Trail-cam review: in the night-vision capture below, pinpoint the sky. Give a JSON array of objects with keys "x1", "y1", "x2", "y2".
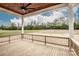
[
  {"x1": 0, "y1": 6, "x2": 79, "y2": 26},
  {"x1": 0, "y1": 12, "x2": 19, "y2": 26}
]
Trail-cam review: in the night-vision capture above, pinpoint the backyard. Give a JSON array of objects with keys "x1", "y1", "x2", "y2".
[
  {"x1": 0, "y1": 30, "x2": 40, "y2": 37},
  {"x1": 0, "y1": 30, "x2": 79, "y2": 38}
]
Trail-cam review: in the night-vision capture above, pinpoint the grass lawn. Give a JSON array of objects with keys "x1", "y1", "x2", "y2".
[
  {"x1": 0, "y1": 30, "x2": 40, "y2": 37},
  {"x1": 0, "y1": 30, "x2": 79, "y2": 38}
]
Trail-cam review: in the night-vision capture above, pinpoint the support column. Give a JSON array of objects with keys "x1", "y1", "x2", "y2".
[
  {"x1": 68, "y1": 4, "x2": 75, "y2": 39},
  {"x1": 21, "y1": 15, "x2": 24, "y2": 40},
  {"x1": 67, "y1": 4, "x2": 75, "y2": 49}
]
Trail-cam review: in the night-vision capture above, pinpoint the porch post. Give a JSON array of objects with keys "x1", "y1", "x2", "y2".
[
  {"x1": 68, "y1": 3, "x2": 75, "y2": 39},
  {"x1": 21, "y1": 15, "x2": 24, "y2": 40},
  {"x1": 67, "y1": 4, "x2": 75, "y2": 49}
]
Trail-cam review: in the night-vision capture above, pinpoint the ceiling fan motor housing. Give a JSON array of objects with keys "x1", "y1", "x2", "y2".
[{"x1": 21, "y1": 6, "x2": 27, "y2": 10}]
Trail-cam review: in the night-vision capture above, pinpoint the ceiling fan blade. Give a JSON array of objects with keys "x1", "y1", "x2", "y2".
[
  {"x1": 26, "y1": 8, "x2": 35, "y2": 10},
  {"x1": 25, "y1": 3, "x2": 31, "y2": 7}
]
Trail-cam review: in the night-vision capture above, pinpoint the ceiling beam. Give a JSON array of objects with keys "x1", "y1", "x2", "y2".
[{"x1": 0, "y1": 7, "x2": 22, "y2": 17}]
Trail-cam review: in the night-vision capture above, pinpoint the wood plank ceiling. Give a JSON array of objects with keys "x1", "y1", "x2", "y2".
[{"x1": 0, "y1": 3, "x2": 61, "y2": 15}]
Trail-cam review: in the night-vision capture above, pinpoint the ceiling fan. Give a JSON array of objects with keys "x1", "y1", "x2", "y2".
[{"x1": 20, "y1": 3, "x2": 35, "y2": 13}]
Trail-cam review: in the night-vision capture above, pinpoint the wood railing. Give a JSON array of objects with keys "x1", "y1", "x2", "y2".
[
  {"x1": 23, "y1": 34, "x2": 79, "y2": 55},
  {"x1": 24, "y1": 34, "x2": 69, "y2": 47},
  {"x1": 0, "y1": 35, "x2": 21, "y2": 44},
  {"x1": 0, "y1": 33, "x2": 79, "y2": 55}
]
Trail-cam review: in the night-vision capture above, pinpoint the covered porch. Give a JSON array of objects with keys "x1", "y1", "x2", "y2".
[{"x1": 0, "y1": 3, "x2": 79, "y2": 56}]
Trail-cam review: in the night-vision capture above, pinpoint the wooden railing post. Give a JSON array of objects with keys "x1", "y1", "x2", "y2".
[
  {"x1": 9, "y1": 35, "x2": 11, "y2": 43},
  {"x1": 45, "y1": 36, "x2": 46, "y2": 46},
  {"x1": 32, "y1": 35, "x2": 33, "y2": 42},
  {"x1": 21, "y1": 34, "x2": 24, "y2": 40},
  {"x1": 68, "y1": 38, "x2": 72, "y2": 50}
]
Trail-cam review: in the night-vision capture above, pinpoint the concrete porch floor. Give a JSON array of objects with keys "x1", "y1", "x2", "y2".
[{"x1": 0, "y1": 40, "x2": 76, "y2": 56}]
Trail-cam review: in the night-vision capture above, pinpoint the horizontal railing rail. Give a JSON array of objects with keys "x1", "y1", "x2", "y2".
[{"x1": 25, "y1": 33, "x2": 69, "y2": 39}]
